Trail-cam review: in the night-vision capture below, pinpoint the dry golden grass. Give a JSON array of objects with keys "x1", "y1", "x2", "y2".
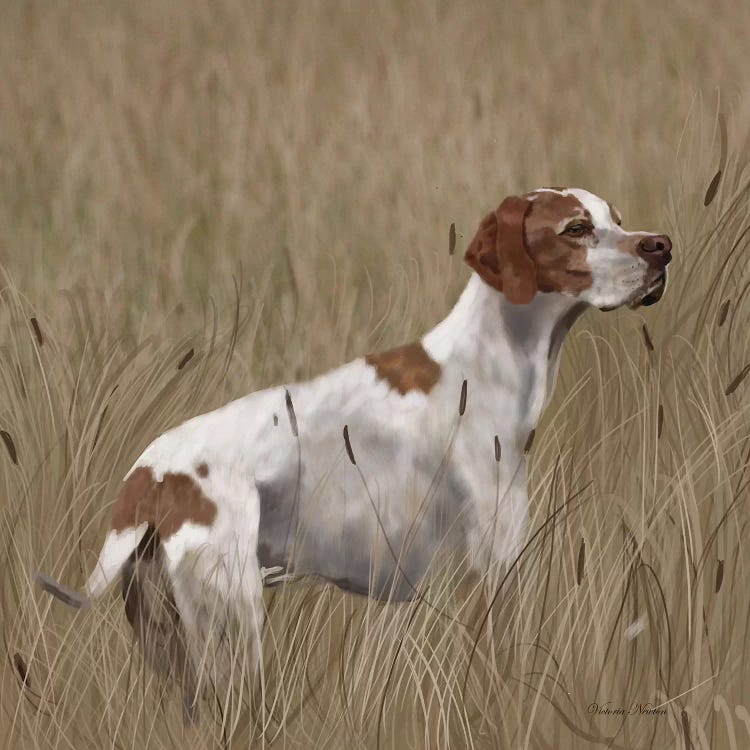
[{"x1": 2, "y1": 0, "x2": 750, "y2": 747}]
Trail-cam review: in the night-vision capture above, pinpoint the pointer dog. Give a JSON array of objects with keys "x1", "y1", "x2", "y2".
[{"x1": 38, "y1": 187, "x2": 672, "y2": 710}]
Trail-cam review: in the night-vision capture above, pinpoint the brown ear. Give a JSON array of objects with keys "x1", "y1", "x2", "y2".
[{"x1": 464, "y1": 195, "x2": 537, "y2": 304}]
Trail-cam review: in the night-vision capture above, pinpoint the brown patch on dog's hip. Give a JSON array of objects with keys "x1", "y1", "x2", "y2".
[{"x1": 110, "y1": 466, "x2": 218, "y2": 538}]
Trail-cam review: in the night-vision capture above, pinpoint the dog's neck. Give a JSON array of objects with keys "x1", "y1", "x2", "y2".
[{"x1": 423, "y1": 273, "x2": 588, "y2": 435}]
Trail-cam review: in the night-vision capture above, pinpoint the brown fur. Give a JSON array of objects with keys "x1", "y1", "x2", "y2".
[
  {"x1": 110, "y1": 466, "x2": 218, "y2": 537},
  {"x1": 196, "y1": 462, "x2": 209, "y2": 478},
  {"x1": 465, "y1": 191, "x2": 595, "y2": 301},
  {"x1": 464, "y1": 196, "x2": 537, "y2": 303},
  {"x1": 365, "y1": 343, "x2": 441, "y2": 395},
  {"x1": 524, "y1": 192, "x2": 594, "y2": 295},
  {"x1": 525, "y1": 191, "x2": 589, "y2": 226}
]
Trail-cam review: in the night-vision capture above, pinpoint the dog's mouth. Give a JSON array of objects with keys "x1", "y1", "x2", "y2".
[
  {"x1": 627, "y1": 269, "x2": 668, "y2": 309},
  {"x1": 597, "y1": 270, "x2": 669, "y2": 313},
  {"x1": 599, "y1": 268, "x2": 667, "y2": 312}
]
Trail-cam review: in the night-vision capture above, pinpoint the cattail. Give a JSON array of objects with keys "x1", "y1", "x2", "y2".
[
  {"x1": 1, "y1": 430, "x2": 17, "y2": 465},
  {"x1": 718, "y1": 299, "x2": 730, "y2": 326},
  {"x1": 657, "y1": 404, "x2": 664, "y2": 438},
  {"x1": 719, "y1": 112, "x2": 728, "y2": 172},
  {"x1": 725, "y1": 363, "x2": 750, "y2": 395},
  {"x1": 30, "y1": 317, "x2": 43, "y2": 346},
  {"x1": 703, "y1": 112, "x2": 726, "y2": 207},
  {"x1": 285, "y1": 389, "x2": 299, "y2": 437},
  {"x1": 641, "y1": 323, "x2": 654, "y2": 352},
  {"x1": 92, "y1": 385, "x2": 118, "y2": 452},
  {"x1": 524, "y1": 429, "x2": 535, "y2": 453},
  {"x1": 177, "y1": 348, "x2": 194, "y2": 370},
  {"x1": 494, "y1": 435, "x2": 501, "y2": 462},
  {"x1": 715, "y1": 559, "x2": 724, "y2": 592},
  {"x1": 13, "y1": 653, "x2": 29, "y2": 689},
  {"x1": 16, "y1": 364, "x2": 27, "y2": 400},
  {"x1": 92, "y1": 405, "x2": 109, "y2": 451},
  {"x1": 704, "y1": 170, "x2": 722, "y2": 206},
  {"x1": 283, "y1": 244, "x2": 300, "y2": 300},
  {"x1": 343, "y1": 425, "x2": 356, "y2": 465},
  {"x1": 681, "y1": 709, "x2": 693, "y2": 749},
  {"x1": 458, "y1": 379, "x2": 467, "y2": 416},
  {"x1": 576, "y1": 538, "x2": 586, "y2": 585},
  {"x1": 449, "y1": 223, "x2": 457, "y2": 255}
]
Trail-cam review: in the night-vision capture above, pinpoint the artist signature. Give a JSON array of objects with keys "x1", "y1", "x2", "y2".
[
  {"x1": 588, "y1": 701, "x2": 667, "y2": 717},
  {"x1": 586, "y1": 695, "x2": 750, "y2": 744}
]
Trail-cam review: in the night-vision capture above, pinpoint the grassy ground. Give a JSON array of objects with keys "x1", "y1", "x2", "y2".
[{"x1": 2, "y1": 0, "x2": 750, "y2": 747}]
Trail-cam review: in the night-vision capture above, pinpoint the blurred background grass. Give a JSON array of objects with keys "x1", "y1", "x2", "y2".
[{"x1": 2, "y1": 0, "x2": 750, "y2": 747}]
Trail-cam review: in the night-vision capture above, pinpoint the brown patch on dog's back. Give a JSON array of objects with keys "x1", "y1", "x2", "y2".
[
  {"x1": 366, "y1": 343, "x2": 441, "y2": 395},
  {"x1": 111, "y1": 466, "x2": 217, "y2": 538},
  {"x1": 196, "y1": 462, "x2": 209, "y2": 478}
]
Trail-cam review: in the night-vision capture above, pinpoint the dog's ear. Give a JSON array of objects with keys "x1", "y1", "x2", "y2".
[{"x1": 464, "y1": 195, "x2": 537, "y2": 304}]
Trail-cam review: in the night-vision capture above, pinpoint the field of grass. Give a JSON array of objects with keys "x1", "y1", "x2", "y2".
[{"x1": 2, "y1": 1, "x2": 750, "y2": 747}]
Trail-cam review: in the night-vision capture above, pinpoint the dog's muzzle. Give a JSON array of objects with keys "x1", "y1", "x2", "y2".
[
  {"x1": 637, "y1": 268, "x2": 668, "y2": 307},
  {"x1": 629, "y1": 233, "x2": 672, "y2": 308}
]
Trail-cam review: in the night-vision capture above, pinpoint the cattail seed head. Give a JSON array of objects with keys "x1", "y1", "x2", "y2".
[
  {"x1": 458, "y1": 379, "x2": 467, "y2": 416},
  {"x1": 30, "y1": 317, "x2": 43, "y2": 346},
  {"x1": 576, "y1": 538, "x2": 586, "y2": 585},
  {"x1": 725, "y1": 364, "x2": 750, "y2": 395},
  {"x1": 343, "y1": 425, "x2": 356, "y2": 465},
  {"x1": 641, "y1": 323, "x2": 654, "y2": 352},
  {"x1": 718, "y1": 299, "x2": 730, "y2": 326},
  {"x1": 177, "y1": 348, "x2": 194, "y2": 370},
  {"x1": 285, "y1": 389, "x2": 299, "y2": 437},
  {"x1": 1, "y1": 430, "x2": 18, "y2": 465}
]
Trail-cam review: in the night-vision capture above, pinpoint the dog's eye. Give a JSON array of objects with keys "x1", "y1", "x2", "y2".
[{"x1": 563, "y1": 223, "x2": 592, "y2": 236}]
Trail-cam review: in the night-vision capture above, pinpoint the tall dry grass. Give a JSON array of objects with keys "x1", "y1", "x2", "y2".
[{"x1": 2, "y1": 0, "x2": 750, "y2": 747}]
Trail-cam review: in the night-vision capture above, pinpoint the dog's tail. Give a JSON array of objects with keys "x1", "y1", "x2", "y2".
[
  {"x1": 34, "y1": 571, "x2": 92, "y2": 610},
  {"x1": 34, "y1": 463, "x2": 205, "y2": 722},
  {"x1": 35, "y1": 522, "x2": 149, "y2": 610},
  {"x1": 35, "y1": 466, "x2": 154, "y2": 609},
  {"x1": 35, "y1": 522, "x2": 200, "y2": 722}
]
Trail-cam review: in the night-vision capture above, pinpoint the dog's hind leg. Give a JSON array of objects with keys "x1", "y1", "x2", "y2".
[
  {"x1": 157, "y1": 517, "x2": 265, "y2": 730},
  {"x1": 193, "y1": 537, "x2": 265, "y2": 735},
  {"x1": 121, "y1": 525, "x2": 203, "y2": 723}
]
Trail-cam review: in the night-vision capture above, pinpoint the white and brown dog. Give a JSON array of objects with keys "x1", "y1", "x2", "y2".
[{"x1": 38, "y1": 187, "x2": 671, "y2": 705}]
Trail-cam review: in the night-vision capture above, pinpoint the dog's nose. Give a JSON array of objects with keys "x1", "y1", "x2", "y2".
[{"x1": 637, "y1": 234, "x2": 672, "y2": 268}]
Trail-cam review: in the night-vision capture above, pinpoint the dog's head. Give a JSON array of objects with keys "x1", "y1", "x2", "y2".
[{"x1": 465, "y1": 187, "x2": 671, "y2": 310}]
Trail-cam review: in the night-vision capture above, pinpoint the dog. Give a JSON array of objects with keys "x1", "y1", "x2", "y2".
[{"x1": 37, "y1": 187, "x2": 671, "y2": 715}]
